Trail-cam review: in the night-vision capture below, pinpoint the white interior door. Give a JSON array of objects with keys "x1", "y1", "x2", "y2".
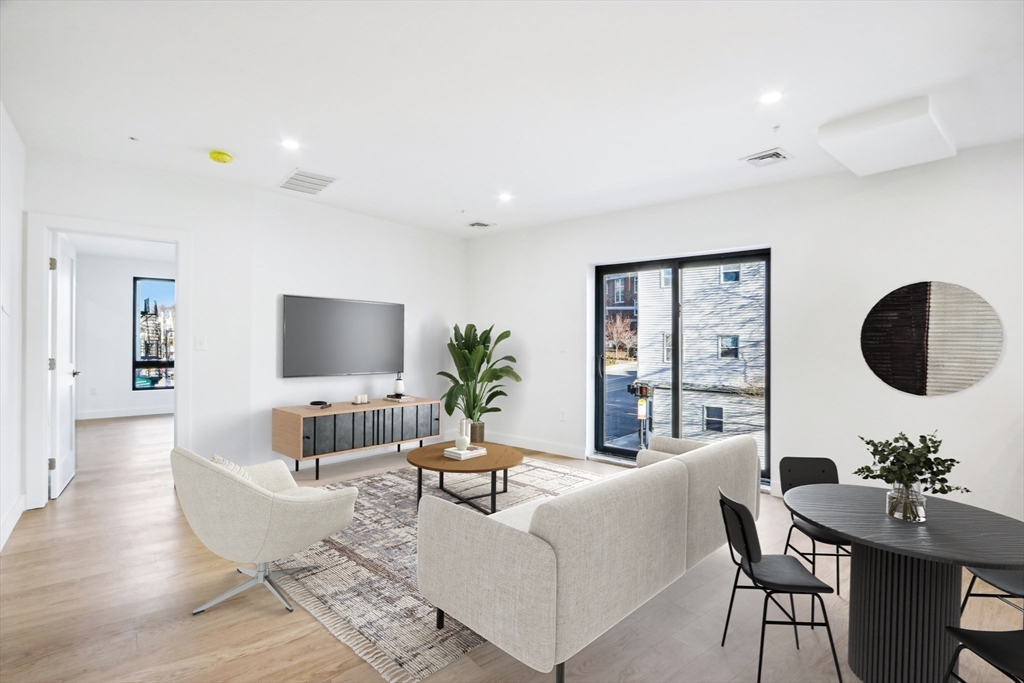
[{"x1": 50, "y1": 234, "x2": 77, "y2": 498}]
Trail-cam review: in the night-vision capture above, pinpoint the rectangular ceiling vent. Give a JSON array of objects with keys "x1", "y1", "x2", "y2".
[
  {"x1": 280, "y1": 169, "x2": 336, "y2": 195},
  {"x1": 741, "y1": 147, "x2": 792, "y2": 167},
  {"x1": 468, "y1": 222, "x2": 494, "y2": 229}
]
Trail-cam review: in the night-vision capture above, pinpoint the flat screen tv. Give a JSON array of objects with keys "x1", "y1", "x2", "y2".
[{"x1": 283, "y1": 295, "x2": 404, "y2": 377}]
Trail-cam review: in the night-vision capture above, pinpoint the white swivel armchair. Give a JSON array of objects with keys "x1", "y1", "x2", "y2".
[{"x1": 170, "y1": 447, "x2": 358, "y2": 614}]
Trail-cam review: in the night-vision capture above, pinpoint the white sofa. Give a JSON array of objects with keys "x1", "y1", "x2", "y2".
[{"x1": 417, "y1": 434, "x2": 760, "y2": 680}]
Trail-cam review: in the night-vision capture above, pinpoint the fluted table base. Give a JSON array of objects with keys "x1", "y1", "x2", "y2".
[{"x1": 849, "y1": 542, "x2": 961, "y2": 683}]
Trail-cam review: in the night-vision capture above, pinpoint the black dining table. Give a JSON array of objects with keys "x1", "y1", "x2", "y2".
[{"x1": 784, "y1": 483, "x2": 1024, "y2": 683}]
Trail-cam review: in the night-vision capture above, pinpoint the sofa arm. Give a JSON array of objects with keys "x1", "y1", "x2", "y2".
[
  {"x1": 417, "y1": 496, "x2": 557, "y2": 673},
  {"x1": 637, "y1": 437, "x2": 705, "y2": 468}
]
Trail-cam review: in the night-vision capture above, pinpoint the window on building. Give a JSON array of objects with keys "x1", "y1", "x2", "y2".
[
  {"x1": 719, "y1": 335, "x2": 739, "y2": 359},
  {"x1": 134, "y1": 277, "x2": 175, "y2": 390},
  {"x1": 704, "y1": 406, "x2": 724, "y2": 432},
  {"x1": 721, "y1": 264, "x2": 741, "y2": 283},
  {"x1": 613, "y1": 278, "x2": 625, "y2": 303},
  {"x1": 663, "y1": 332, "x2": 672, "y2": 363},
  {"x1": 660, "y1": 268, "x2": 672, "y2": 288}
]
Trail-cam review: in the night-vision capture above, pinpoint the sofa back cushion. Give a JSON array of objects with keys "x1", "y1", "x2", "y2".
[
  {"x1": 528, "y1": 457, "x2": 689, "y2": 664},
  {"x1": 671, "y1": 435, "x2": 760, "y2": 570}
]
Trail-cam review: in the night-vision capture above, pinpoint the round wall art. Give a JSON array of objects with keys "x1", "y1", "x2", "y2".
[{"x1": 861, "y1": 281, "x2": 1002, "y2": 396}]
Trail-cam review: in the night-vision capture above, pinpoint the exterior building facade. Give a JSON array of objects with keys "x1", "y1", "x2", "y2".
[{"x1": 637, "y1": 261, "x2": 766, "y2": 464}]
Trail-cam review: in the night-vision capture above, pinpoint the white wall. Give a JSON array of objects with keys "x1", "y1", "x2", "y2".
[
  {"x1": 75, "y1": 254, "x2": 176, "y2": 419},
  {"x1": 0, "y1": 103, "x2": 26, "y2": 549},
  {"x1": 466, "y1": 140, "x2": 1024, "y2": 520},
  {"x1": 26, "y1": 150, "x2": 466, "y2": 467}
]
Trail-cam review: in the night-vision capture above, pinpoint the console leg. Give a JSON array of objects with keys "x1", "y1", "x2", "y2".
[
  {"x1": 295, "y1": 460, "x2": 299, "y2": 472},
  {"x1": 315, "y1": 459, "x2": 319, "y2": 480},
  {"x1": 555, "y1": 662, "x2": 565, "y2": 683},
  {"x1": 420, "y1": 439, "x2": 423, "y2": 447},
  {"x1": 436, "y1": 608, "x2": 444, "y2": 629}
]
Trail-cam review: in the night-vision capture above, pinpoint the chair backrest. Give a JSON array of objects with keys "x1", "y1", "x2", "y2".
[
  {"x1": 170, "y1": 447, "x2": 276, "y2": 564},
  {"x1": 718, "y1": 487, "x2": 762, "y2": 565},
  {"x1": 778, "y1": 456, "x2": 839, "y2": 494}
]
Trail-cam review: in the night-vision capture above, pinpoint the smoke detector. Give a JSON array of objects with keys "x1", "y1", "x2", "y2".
[
  {"x1": 280, "y1": 169, "x2": 336, "y2": 195},
  {"x1": 741, "y1": 148, "x2": 792, "y2": 167},
  {"x1": 468, "y1": 222, "x2": 494, "y2": 229}
]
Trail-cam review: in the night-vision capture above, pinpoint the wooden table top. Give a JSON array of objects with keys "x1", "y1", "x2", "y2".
[
  {"x1": 406, "y1": 441, "x2": 524, "y2": 473},
  {"x1": 785, "y1": 484, "x2": 1024, "y2": 570}
]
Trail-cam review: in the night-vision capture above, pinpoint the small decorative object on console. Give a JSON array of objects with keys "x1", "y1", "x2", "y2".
[
  {"x1": 393, "y1": 372, "x2": 405, "y2": 397},
  {"x1": 443, "y1": 445, "x2": 487, "y2": 460},
  {"x1": 854, "y1": 431, "x2": 970, "y2": 522}
]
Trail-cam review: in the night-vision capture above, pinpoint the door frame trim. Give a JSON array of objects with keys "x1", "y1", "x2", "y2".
[{"x1": 24, "y1": 213, "x2": 193, "y2": 509}]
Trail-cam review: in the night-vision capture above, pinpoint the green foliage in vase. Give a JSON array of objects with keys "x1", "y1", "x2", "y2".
[
  {"x1": 853, "y1": 432, "x2": 971, "y2": 495},
  {"x1": 437, "y1": 324, "x2": 522, "y2": 422}
]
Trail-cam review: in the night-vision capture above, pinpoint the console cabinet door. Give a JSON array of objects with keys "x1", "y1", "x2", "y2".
[
  {"x1": 402, "y1": 406, "x2": 417, "y2": 441},
  {"x1": 314, "y1": 416, "x2": 335, "y2": 455},
  {"x1": 335, "y1": 413, "x2": 354, "y2": 452},
  {"x1": 302, "y1": 418, "x2": 315, "y2": 457},
  {"x1": 431, "y1": 402, "x2": 441, "y2": 436}
]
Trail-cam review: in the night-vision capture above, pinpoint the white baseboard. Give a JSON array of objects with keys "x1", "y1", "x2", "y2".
[
  {"x1": 484, "y1": 431, "x2": 586, "y2": 459},
  {"x1": 77, "y1": 407, "x2": 174, "y2": 420},
  {"x1": 0, "y1": 494, "x2": 25, "y2": 551}
]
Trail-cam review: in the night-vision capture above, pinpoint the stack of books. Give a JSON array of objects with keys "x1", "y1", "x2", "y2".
[
  {"x1": 444, "y1": 445, "x2": 487, "y2": 460},
  {"x1": 383, "y1": 394, "x2": 415, "y2": 403}
]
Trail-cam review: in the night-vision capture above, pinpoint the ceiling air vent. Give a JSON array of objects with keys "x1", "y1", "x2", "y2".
[
  {"x1": 741, "y1": 147, "x2": 792, "y2": 167},
  {"x1": 280, "y1": 169, "x2": 336, "y2": 195},
  {"x1": 468, "y1": 222, "x2": 494, "y2": 229}
]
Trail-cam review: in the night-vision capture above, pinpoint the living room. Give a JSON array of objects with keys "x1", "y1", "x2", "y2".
[{"x1": 1, "y1": 2, "x2": 1022, "y2": 683}]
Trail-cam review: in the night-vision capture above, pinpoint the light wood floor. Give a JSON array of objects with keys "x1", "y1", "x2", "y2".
[{"x1": 0, "y1": 415, "x2": 1019, "y2": 682}]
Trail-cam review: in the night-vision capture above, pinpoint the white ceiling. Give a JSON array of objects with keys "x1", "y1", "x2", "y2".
[
  {"x1": 2, "y1": 1, "x2": 1021, "y2": 237},
  {"x1": 65, "y1": 233, "x2": 176, "y2": 263}
]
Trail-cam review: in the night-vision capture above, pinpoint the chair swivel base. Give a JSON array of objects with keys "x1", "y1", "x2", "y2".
[{"x1": 192, "y1": 562, "x2": 313, "y2": 615}]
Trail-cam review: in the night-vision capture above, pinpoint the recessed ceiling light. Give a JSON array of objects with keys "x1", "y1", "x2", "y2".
[
  {"x1": 281, "y1": 139, "x2": 301, "y2": 150},
  {"x1": 498, "y1": 193, "x2": 513, "y2": 202},
  {"x1": 760, "y1": 92, "x2": 783, "y2": 105}
]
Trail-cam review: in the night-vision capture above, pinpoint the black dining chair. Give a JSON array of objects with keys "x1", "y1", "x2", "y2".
[
  {"x1": 960, "y1": 567, "x2": 1024, "y2": 623},
  {"x1": 779, "y1": 457, "x2": 851, "y2": 593},
  {"x1": 942, "y1": 627, "x2": 1024, "y2": 682},
  {"x1": 718, "y1": 488, "x2": 843, "y2": 683}
]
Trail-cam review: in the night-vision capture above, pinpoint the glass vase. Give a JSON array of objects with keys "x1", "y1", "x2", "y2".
[{"x1": 886, "y1": 482, "x2": 926, "y2": 522}]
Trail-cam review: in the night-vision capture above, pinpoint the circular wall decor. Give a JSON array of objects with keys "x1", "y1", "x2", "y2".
[{"x1": 861, "y1": 281, "x2": 1002, "y2": 396}]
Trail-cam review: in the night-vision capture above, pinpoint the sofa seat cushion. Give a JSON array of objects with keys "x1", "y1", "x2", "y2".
[{"x1": 490, "y1": 497, "x2": 549, "y2": 532}]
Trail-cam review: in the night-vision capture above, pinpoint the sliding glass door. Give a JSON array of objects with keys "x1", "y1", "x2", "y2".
[{"x1": 595, "y1": 250, "x2": 770, "y2": 480}]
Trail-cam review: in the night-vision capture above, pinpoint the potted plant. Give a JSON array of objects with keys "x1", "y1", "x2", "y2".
[
  {"x1": 438, "y1": 324, "x2": 522, "y2": 443},
  {"x1": 854, "y1": 432, "x2": 970, "y2": 522}
]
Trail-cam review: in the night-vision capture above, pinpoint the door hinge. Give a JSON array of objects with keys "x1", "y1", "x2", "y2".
[
  {"x1": 48, "y1": 458, "x2": 56, "y2": 471},
  {"x1": 49, "y1": 257, "x2": 57, "y2": 270},
  {"x1": 48, "y1": 358, "x2": 56, "y2": 370}
]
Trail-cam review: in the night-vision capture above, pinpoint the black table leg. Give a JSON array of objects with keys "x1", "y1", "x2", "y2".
[
  {"x1": 439, "y1": 471, "x2": 444, "y2": 489},
  {"x1": 417, "y1": 467, "x2": 422, "y2": 505},
  {"x1": 848, "y1": 542, "x2": 961, "y2": 682},
  {"x1": 491, "y1": 471, "x2": 497, "y2": 514},
  {"x1": 503, "y1": 468, "x2": 508, "y2": 492},
  {"x1": 315, "y1": 459, "x2": 319, "y2": 480}
]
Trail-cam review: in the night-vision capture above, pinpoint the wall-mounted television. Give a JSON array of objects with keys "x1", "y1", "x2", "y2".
[{"x1": 283, "y1": 295, "x2": 404, "y2": 377}]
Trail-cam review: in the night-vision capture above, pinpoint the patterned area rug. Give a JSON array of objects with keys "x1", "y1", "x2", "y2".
[{"x1": 273, "y1": 457, "x2": 605, "y2": 683}]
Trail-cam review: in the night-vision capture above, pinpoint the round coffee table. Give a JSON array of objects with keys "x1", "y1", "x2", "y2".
[{"x1": 407, "y1": 441, "x2": 523, "y2": 514}]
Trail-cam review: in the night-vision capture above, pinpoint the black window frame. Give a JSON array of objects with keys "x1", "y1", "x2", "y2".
[
  {"x1": 594, "y1": 248, "x2": 771, "y2": 483},
  {"x1": 133, "y1": 276, "x2": 175, "y2": 391}
]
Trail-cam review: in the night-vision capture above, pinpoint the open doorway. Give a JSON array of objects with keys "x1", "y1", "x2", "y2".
[{"x1": 49, "y1": 232, "x2": 177, "y2": 499}]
